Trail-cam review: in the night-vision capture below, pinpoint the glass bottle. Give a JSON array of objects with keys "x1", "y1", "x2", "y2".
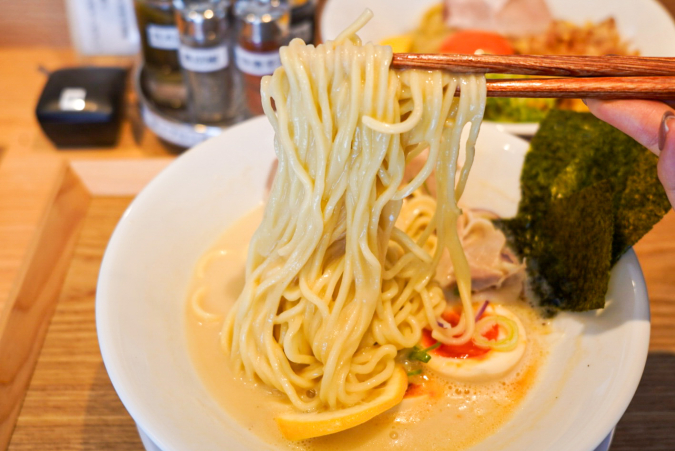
[
  {"x1": 135, "y1": 0, "x2": 185, "y2": 108},
  {"x1": 289, "y1": 0, "x2": 315, "y2": 44},
  {"x1": 234, "y1": 0, "x2": 290, "y2": 116},
  {"x1": 175, "y1": 0, "x2": 238, "y2": 124}
]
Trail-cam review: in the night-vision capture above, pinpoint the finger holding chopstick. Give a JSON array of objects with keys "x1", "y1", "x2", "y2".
[{"x1": 585, "y1": 98, "x2": 675, "y2": 208}]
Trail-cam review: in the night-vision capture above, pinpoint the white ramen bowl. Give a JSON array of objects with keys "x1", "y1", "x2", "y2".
[
  {"x1": 321, "y1": 0, "x2": 675, "y2": 136},
  {"x1": 97, "y1": 116, "x2": 650, "y2": 451}
]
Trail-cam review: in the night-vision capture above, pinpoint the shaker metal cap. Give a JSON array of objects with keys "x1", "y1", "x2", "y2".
[
  {"x1": 235, "y1": 0, "x2": 290, "y2": 45},
  {"x1": 175, "y1": 0, "x2": 230, "y2": 43}
]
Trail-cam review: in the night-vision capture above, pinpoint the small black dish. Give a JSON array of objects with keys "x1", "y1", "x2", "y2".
[{"x1": 35, "y1": 67, "x2": 127, "y2": 148}]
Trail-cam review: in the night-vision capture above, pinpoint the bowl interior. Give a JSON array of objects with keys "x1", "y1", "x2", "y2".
[
  {"x1": 320, "y1": 0, "x2": 675, "y2": 137},
  {"x1": 321, "y1": 0, "x2": 675, "y2": 56},
  {"x1": 97, "y1": 117, "x2": 649, "y2": 451}
]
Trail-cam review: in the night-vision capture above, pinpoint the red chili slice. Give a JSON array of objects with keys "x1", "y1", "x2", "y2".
[
  {"x1": 421, "y1": 311, "x2": 500, "y2": 359},
  {"x1": 439, "y1": 30, "x2": 515, "y2": 55}
]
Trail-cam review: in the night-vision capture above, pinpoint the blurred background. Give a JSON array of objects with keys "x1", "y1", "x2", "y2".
[
  {"x1": 0, "y1": 1, "x2": 673, "y2": 450},
  {"x1": 0, "y1": 0, "x2": 318, "y2": 155}
]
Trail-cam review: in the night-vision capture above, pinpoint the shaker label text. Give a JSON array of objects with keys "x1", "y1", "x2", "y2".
[
  {"x1": 147, "y1": 24, "x2": 180, "y2": 50},
  {"x1": 179, "y1": 45, "x2": 229, "y2": 72},
  {"x1": 235, "y1": 46, "x2": 282, "y2": 76}
]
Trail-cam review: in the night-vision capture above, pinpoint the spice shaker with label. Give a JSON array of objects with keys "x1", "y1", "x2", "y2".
[
  {"x1": 234, "y1": 0, "x2": 290, "y2": 116},
  {"x1": 175, "y1": 0, "x2": 238, "y2": 124},
  {"x1": 135, "y1": 0, "x2": 185, "y2": 108},
  {"x1": 289, "y1": 0, "x2": 315, "y2": 44}
]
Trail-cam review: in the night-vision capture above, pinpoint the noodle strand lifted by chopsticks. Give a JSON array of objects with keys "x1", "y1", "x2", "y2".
[{"x1": 221, "y1": 10, "x2": 486, "y2": 413}]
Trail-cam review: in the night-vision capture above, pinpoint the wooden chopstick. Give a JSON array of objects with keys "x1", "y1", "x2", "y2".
[
  {"x1": 392, "y1": 54, "x2": 675, "y2": 77},
  {"x1": 391, "y1": 54, "x2": 675, "y2": 98},
  {"x1": 483, "y1": 76, "x2": 675, "y2": 99}
]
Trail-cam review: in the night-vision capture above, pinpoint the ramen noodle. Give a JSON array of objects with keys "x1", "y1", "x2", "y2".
[{"x1": 189, "y1": 10, "x2": 545, "y2": 448}]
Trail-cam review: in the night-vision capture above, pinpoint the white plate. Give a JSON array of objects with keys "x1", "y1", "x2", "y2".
[
  {"x1": 97, "y1": 117, "x2": 650, "y2": 451},
  {"x1": 321, "y1": 0, "x2": 675, "y2": 136}
]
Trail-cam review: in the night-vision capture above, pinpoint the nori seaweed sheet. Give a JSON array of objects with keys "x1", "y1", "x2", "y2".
[{"x1": 496, "y1": 110, "x2": 671, "y2": 311}]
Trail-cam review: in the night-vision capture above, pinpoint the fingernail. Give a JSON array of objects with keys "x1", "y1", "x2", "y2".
[
  {"x1": 658, "y1": 110, "x2": 675, "y2": 152},
  {"x1": 581, "y1": 99, "x2": 588, "y2": 106}
]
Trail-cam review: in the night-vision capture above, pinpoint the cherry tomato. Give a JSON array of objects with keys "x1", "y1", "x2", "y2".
[{"x1": 439, "y1": 30, "x2": 515, "y2": 55}]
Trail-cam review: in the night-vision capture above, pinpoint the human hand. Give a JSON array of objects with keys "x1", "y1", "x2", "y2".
[{"x1": 584, "y1": 99, "x2": 675, "y2": 209}]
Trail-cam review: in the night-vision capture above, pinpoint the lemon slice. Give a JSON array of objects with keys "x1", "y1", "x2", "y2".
[
  {"x1": 380, "y1": 34, "x2": 413, "y2": 53},
  {"x1": 275, "y1": 366, "x2": 408, "y2": 441}
]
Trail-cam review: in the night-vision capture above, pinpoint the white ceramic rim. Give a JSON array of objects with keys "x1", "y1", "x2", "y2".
[{"x1": 97, "y1": 117, "x2": 650, "y2": 451}]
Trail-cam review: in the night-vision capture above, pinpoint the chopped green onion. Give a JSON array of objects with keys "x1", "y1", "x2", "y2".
[
  {"x1": 408, "y1": 342, "x2": 442, "y2": 363},
  {"x1": 409, "y1": 347, "x2": 431, "y2": 363},
  {"x1": 407, "y1": 369, "x2": 422, "y2": 377},
  {"x1": 472, "y1": 315, "x2": 519, "y2": 352}
]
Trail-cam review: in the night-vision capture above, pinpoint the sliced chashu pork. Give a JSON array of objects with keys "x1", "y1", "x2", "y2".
[
  {"x1": 402, "y1": 149, "x2": 524, "y2": 292},
  {"x1": 436, "y1": 209, "x2": 525, "y2": 291},
  {"x1": 443, "y1": 0, "x2": 552, "y2": 37}
]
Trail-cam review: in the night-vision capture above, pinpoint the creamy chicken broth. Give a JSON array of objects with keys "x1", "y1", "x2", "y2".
[{"x1": 186, "y1": 206, "x2": 549, "y2": 450}]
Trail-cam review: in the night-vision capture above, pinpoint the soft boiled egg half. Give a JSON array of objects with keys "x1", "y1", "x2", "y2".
[{"x1": 421, "y1": 304, "x2": 527, "y2": 383}]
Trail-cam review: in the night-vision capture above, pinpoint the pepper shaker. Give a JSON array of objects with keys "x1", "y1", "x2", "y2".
[
  {"x1": 135, "y1": 0, "x2": 185, "y2": 108},
  {"x1": 175, "y1": 0, "x2": 238, "y2": 124},
  {"x1": 289, "y1": 0, "x2": 316, "y2": 44},
  {"x1": 234, "y1": 0, "x2": 290, "y2": 116}
]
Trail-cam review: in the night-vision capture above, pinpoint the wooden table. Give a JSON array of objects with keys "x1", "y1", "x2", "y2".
[
  {"x1": 0, "y1": 46, "x2": 176, "y2": 450},
  {"x1": 2, "y1": 13, "x2": 675, "y2": 451}
]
